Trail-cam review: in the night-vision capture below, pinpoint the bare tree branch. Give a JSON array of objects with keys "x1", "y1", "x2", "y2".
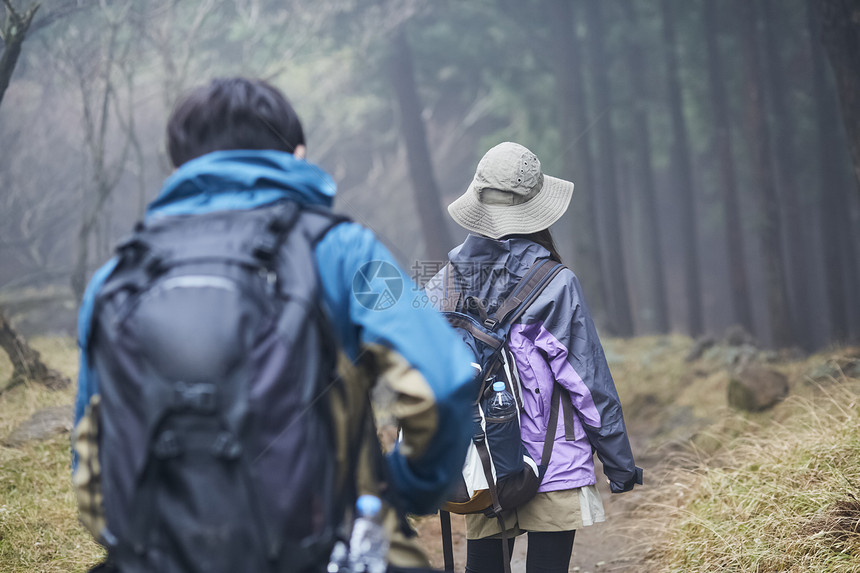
[
  {"x1": 0, "y1": 0, "x2": 40, "y2": 107},
  {"x1": 29, "y1": 0, "x2": 98, "y2": 34}
]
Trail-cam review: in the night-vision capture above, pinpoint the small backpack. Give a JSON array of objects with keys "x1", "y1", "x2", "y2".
[
  {"x1": 434, "y1": 258, "x2": 570, "y2": 571},
  {"x1": 87, "y1": 201, "x2": 357, "y2": 573}
]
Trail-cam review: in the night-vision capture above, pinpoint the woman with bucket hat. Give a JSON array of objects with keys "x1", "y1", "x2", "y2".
[{"x1": 426, "y1": 142, "x2": 642, "y2": 573}]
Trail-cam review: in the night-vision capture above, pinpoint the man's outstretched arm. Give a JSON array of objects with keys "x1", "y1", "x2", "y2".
[{"x1": 316, "y1": 222, "x2": 474, "y2": 515}]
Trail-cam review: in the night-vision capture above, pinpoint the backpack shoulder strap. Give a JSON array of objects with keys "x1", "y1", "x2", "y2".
[
  {"x1": 294, "y1": 203, "x2": 351, "y2": 245},
  {"x1": 491, "y1": 259, "x2": 566, "y2": 328}
]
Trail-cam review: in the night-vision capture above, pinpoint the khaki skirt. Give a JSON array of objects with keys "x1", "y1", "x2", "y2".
[{"x1": 464, "y1": 485, "x2": 605, "y2": 540}]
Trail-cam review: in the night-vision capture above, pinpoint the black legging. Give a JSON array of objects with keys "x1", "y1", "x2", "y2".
[{"x1": 464, "y1": 530, "x2": 576, "y2": 573}]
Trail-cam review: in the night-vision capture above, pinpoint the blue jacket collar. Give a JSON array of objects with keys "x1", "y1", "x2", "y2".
[{"x1": 147, "y1": 149, "x2": 336, "y2": 219}]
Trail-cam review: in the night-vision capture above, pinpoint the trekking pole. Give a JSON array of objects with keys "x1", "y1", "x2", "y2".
[{"x1": 439, "y1": 510, "x2": 454, "y2": 572}]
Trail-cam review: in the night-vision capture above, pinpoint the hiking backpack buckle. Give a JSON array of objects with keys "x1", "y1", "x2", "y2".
[
  {"x1": 172, "y1": 382, "x2": 217, "y2": 413},
  {"x1": 252, "y1": 235, "x2": 279, "y2": 263},
  {"x1": 145, "y1": 255, "x2": 166, "y2": 277},
  {"x1": 211, "y1": 432, "x2": 242, "y2": 460}
]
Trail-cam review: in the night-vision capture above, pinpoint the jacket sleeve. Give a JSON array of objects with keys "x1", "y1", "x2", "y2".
[
  {"x1": 73, "y1": 258, "x2": 118, "y2": 471},
  {"x1": 528, "y1": 268, "x2": 642, "y2": 490},
  {"x1": 315, "y1": 222, "x2": 475, "y2": 514}
]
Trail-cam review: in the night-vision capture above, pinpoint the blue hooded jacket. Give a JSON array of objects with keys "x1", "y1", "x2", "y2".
[{"x1": 74, "y1": 150, "x2": 475, "y2": 515}]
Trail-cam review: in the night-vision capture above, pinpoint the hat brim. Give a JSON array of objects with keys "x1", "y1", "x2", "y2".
[{"x1": 447, "y1": 175, "x2": 574, "y2": 240}]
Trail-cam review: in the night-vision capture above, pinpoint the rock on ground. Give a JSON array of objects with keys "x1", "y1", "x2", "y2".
[
  {"x1": 727, "y1": 366, "x2": 789, "y2": 412},
  {"x1": 3, "y1": 405, "x2": 73, "y2": 447}
]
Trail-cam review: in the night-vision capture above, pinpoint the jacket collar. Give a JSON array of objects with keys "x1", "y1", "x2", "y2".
[
  {"x1": 146, "y1": 149, "x2": 336, "y2": 220},
  {"x1": 448, "y1": 234, "x2": 550, "y2": 281}
]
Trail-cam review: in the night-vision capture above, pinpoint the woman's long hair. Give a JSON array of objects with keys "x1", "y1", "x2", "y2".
[{"x1": 503, "y1": 229, "x2": 564, "y2": 264}]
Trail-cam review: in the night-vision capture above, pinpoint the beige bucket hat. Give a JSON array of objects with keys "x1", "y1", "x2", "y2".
[{"x1": 448, "y1": 142, "x2": 574, "y2": 240}]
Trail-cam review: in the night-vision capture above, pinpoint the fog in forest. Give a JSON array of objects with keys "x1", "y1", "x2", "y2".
[{"x1": 1, "y1": 0, "x2": 859, "y2": 351}]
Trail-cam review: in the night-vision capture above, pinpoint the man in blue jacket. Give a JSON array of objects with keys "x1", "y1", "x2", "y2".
[{"x1": 73, "y1": 77, "x2": 474, "y2": 571}]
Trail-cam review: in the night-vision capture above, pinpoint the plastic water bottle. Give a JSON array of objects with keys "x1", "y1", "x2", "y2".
[
  {"x1": 348, "y1": 495, "x2": 389, "y2": 573},
  {"x1": 486, "y1": 380, "x2": 516, "y2": 420},
  {"x1": 327, "y1": 539, "x2": 349, "y2": 573}
]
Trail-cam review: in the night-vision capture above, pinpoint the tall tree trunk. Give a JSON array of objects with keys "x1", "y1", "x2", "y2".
[
  {"x1": 69, "y1": 17, "x2": 131, "y2": 303},
  {"x1": 703, "y1": 0, "x2": 755, "y2": 336},
  {"x1": 71, "y1": 215, "x2": 95, "y2": 302},
  {"x1": 0, "y1": 2, "x2": 70, "y2": 394},
  {"x1": 761, "y1": 0, "x2": 813, "y2": 349},
  {"x1": 814, "y1": 0, "x2": 860, "y2": 200},
  {"x1": 838, "y1": 163, "x2": 860, "y2": 343},
  {"x1": 548, "y1": 0, "x2": 607, "y2": 325},
  {"x1": 0, "y1": 1, "x2": 39, "y2": 108},
  {"x1": 624, "y1": 3, "x2": 670, "y2": 334},
  {"x1": 0, "y1": 309, "x2": 69, "y2": 392},
  {"x1": 387, "y1": 28, "x2": 453, "y2": 263},
  {"x1": 808, "y1": 1, "x2": 853, "y2": 343},
  {"x1": 72, "y1": 175, "x2": 113, "y2": 301},
  {"x1": 584, "y1": 1, "x2": 634, "y2": 337},
  {"x1": 739, "y1": 2, "x2": 794, "y2": 348},
  {"x1": 661, "y1": 0, "x2": 704, "y2": 337}
]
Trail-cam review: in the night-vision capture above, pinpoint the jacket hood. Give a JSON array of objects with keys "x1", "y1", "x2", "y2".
[
  {"x1": 146, "y1": 149, "x2": 336, "y2": 219},
  {"x1": 448, "y1": 234, "x2": 550, "y2": 284},
  {"x1": 442, "y1": 234, "x2": 550, "y2": 310}
]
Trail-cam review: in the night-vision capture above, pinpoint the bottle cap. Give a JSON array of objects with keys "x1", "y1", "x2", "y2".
[
  {"x1": 356, "y1": 494, "x2": 382, "y2": 518},
  {"x1": 493, "y1": 381, "x2": 506, "y2": 392}
]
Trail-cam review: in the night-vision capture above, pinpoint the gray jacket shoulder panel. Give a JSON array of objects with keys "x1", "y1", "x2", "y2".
[{"x1": 515, "y1": 268, "x2": 639, "y2": 484}]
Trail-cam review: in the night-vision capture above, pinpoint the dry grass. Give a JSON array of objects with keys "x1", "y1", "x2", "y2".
[
  {"x1": 643, "y1": 380, "x2": 860, "y2": 573},
  {"x1": 2, "y1": 335, "x2": 859, "y2": 572},
  {"x1": 0, "y1": 337, "x2": 104, "y2": 573}
]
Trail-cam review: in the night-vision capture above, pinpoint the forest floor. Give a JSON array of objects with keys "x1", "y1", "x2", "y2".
[
  {"x1": 1, "y1": 334, "x2": 858, "y2": 572},
  {"x1": 411, "y1": 335, "x2": 860, "y2": 572}
]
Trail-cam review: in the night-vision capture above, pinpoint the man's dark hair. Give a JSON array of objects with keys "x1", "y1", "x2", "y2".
[{"x1": 167, "y1": 77, "x2": 306, "y2": 167}]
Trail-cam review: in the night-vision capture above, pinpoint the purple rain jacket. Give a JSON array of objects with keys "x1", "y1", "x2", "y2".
[{"x1": 426, "y1": 234, "x2": 642, "y2": 493}]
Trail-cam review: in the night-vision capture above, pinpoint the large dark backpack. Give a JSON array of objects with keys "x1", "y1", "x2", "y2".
[
  {"x1": 435, "y1": 258, "x2": 570, "y2": 573},
  {"x1": 89, "y1": 201, "x2": 353, "y2": 573}
]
